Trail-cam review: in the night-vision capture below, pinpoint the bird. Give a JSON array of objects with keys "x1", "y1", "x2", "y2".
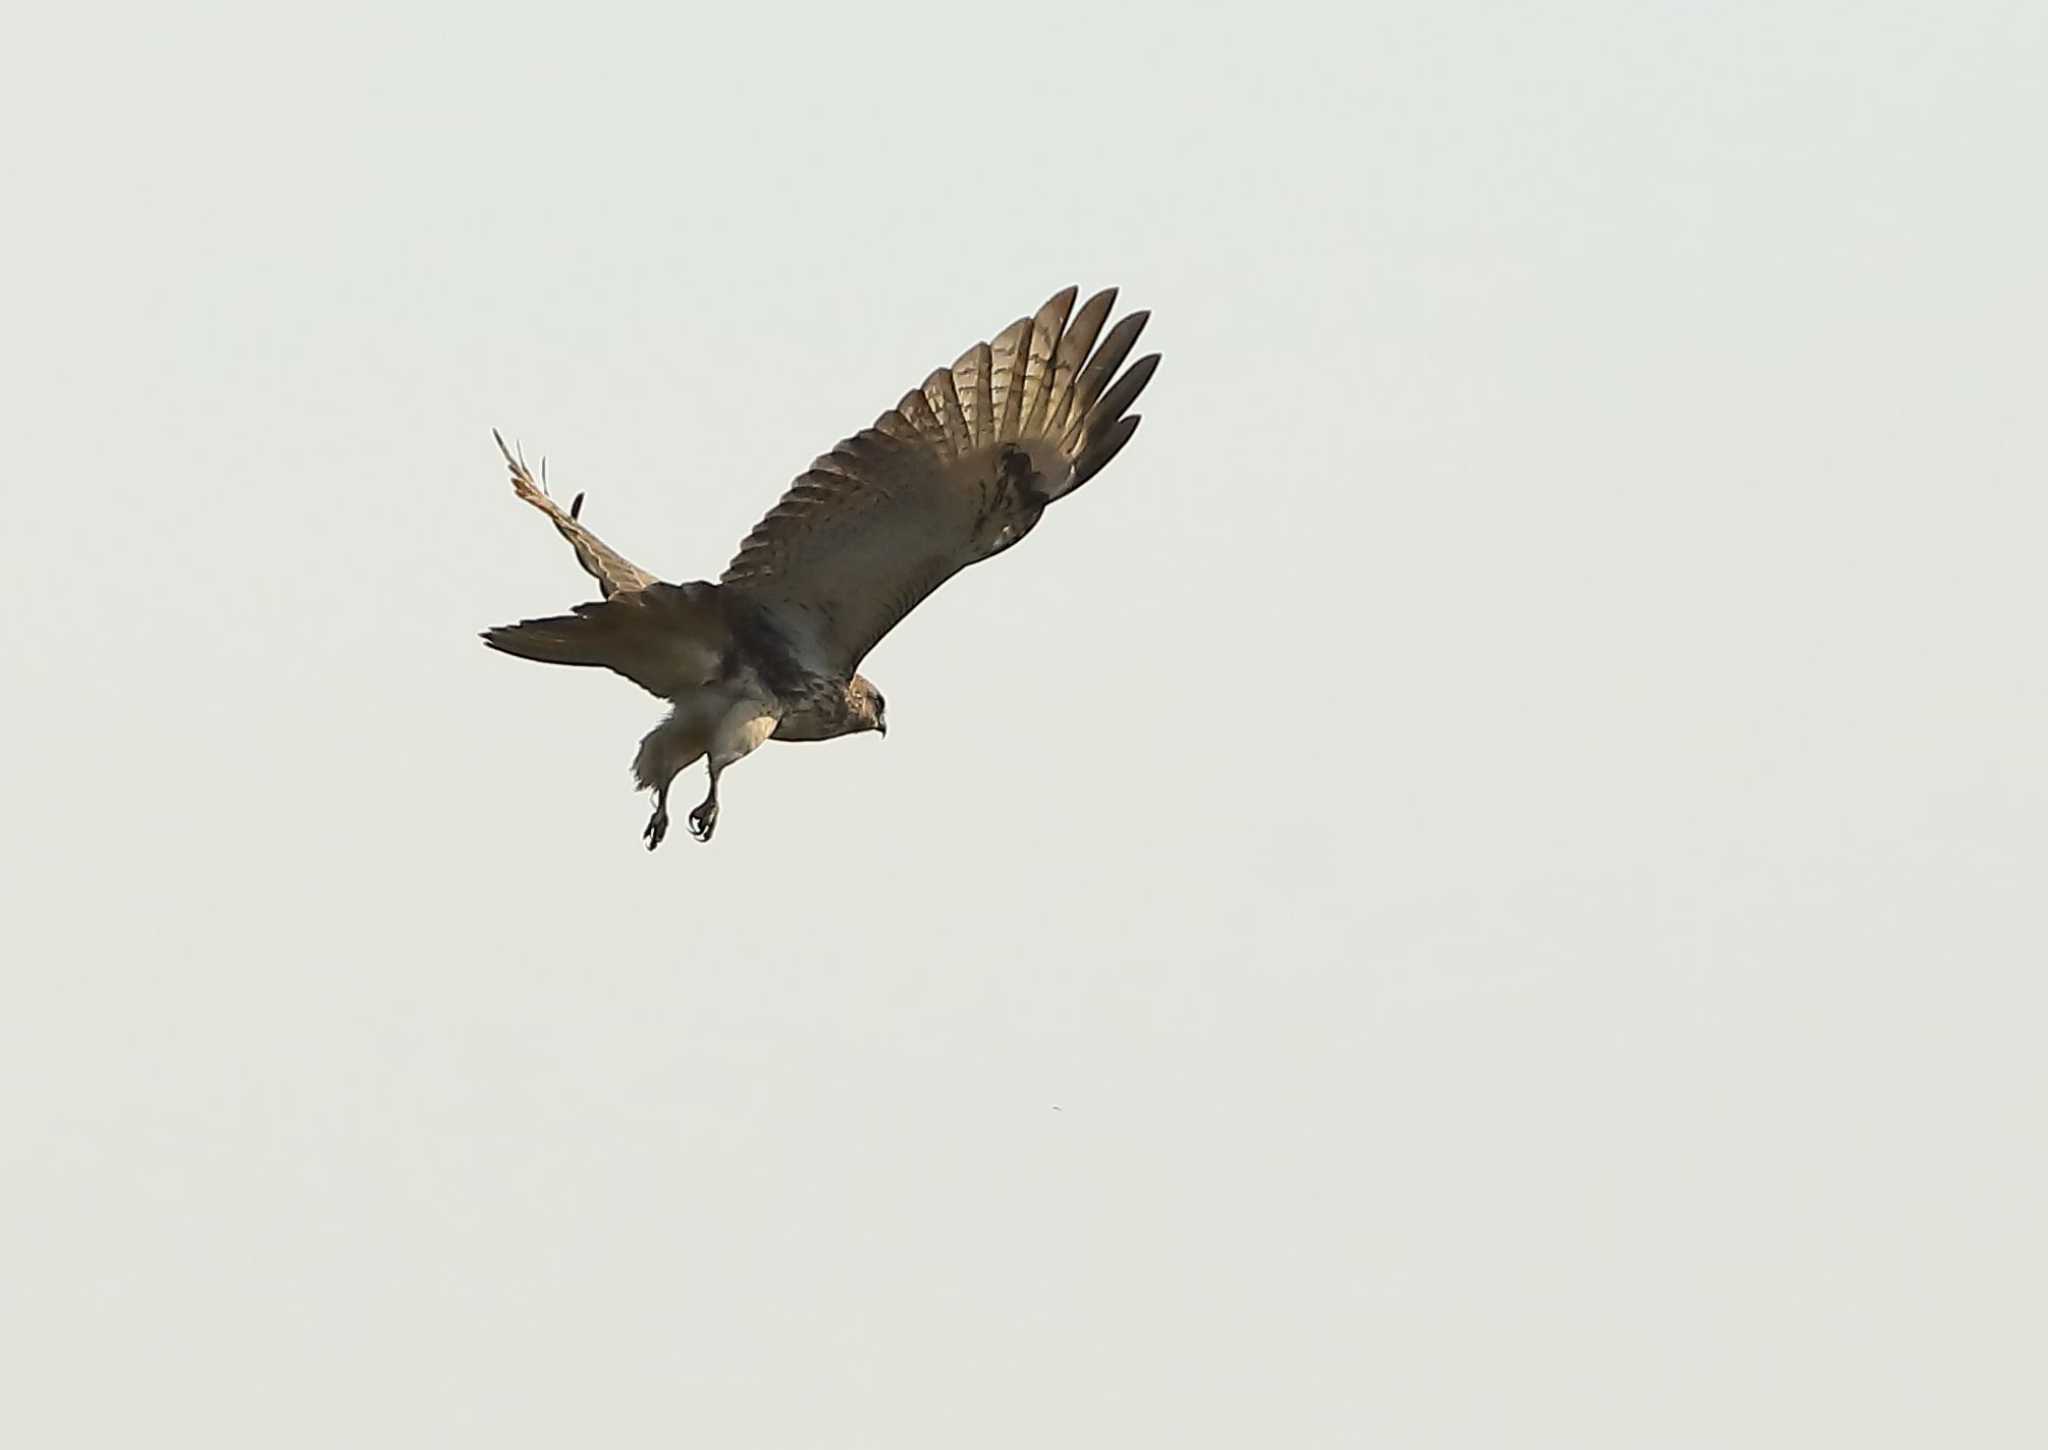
[{"x1": 482, "y1": 285, "x2": 1159, "y2": 848}]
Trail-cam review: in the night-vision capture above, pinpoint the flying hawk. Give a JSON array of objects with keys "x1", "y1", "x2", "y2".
[{"x1": 483, "y1": 285, "x2": 1159, "y2": 847}]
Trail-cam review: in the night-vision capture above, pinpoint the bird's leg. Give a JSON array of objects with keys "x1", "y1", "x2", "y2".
[
  {"x1": 685, "y1": 702, "x2": 777, "y2": 845},
  {"x1": 687, "y1": 763, "x2": 722, "y2": 842},
  {"x1": 644, "y1": 777, "x2": 673, "y2": 851}
]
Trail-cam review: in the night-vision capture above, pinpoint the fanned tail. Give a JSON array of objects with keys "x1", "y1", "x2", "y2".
[{"x1": 481, "y1": 581, "x2": 732, "y2": 700}]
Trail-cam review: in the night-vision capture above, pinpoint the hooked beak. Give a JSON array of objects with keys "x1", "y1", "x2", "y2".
[{"x1": 876, "y1": 720, "x2": 887, "y2": 738}]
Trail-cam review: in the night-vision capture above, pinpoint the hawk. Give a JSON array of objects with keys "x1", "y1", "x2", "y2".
[{"x1": 483, "y1": 285, "x2": 1159, "y2": 847}]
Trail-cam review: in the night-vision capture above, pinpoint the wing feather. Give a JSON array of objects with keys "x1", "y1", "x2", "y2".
[
  {"x1": 721, "y1": 286, "x2": 1159, "y2": 675},
  {"x1": 895, "y1": 386, "x2": 946, "y2": 448},
  {"x1": 1019, "y1": 286, "x2": 1078, "y2": 435},
  {"x1": 1042, "y1": 288, "x2": 1116, "y2": 438},
  {"x1": 495, "y1": 430, "x2": 660, "y2": 599},
  {"x1": 1074, "y1": 352, "x2": 1159, "y2": 459},
  {"x1": 989, "y1": 315, "x2": 1033, "y2": 442},
  {"x1": 1060, "y1": 309, "x2": 1151, "y2": 446},
  {"x1": 923, "y1": 367, "x2": 971, "y2": 457},
  {"x1": 873, "y1": 407, "x2": 924, "y2": 447},
  {"x1": 954, "y1": 341, "x2": 994, "y2": 448},
  {"x1": 1074, "y1": 412, "x2": 1143, "y2": 492}
]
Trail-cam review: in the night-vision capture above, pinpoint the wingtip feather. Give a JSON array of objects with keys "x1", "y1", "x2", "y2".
[{"x1": 1071, "y1": 412, "x2": 1142, "y2": 490}]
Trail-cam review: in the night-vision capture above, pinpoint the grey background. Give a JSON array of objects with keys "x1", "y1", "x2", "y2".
[{"x1": 4, "y1": 1, "x2": 2043, "y2": 1444}]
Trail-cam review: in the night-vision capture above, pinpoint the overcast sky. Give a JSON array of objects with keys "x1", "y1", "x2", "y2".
[{"x1": 4, "y1": 1, "x2": 2044, "y2": 1445}]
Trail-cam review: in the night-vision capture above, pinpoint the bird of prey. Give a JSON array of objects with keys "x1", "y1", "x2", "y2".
[{"x1": 483, "y1": 286, "x2": 1159, "y2": 848}]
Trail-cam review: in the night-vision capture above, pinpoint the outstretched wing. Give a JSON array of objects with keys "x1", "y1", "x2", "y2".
[
  {"x1": 495, "y1": 430, "x2": 661, "y2": 599},
  {"x1": 719, "y1": 286, "x2": 1158, "y2": 676}
]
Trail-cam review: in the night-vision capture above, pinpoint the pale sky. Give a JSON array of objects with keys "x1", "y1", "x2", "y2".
[{"x1": 4, "y1": 2, "x2": 2044, "y2": 1445}]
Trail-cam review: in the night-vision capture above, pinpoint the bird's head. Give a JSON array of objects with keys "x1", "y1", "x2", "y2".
[{"x1": 849, "y1": 675, "x2": 887, "y2": 737}]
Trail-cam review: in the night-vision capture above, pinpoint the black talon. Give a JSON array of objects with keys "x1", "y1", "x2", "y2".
[{"x1": 644, "y1": 808, "x2": 669, "y2": 850}]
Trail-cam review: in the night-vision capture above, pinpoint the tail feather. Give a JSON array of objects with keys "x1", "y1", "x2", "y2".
[
  {"x1": 480, "y1": 614, "x2": 611, "y2": 668},
  {"x1": 482, "y1": 581, "x2": 732, "y2": 699}
]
